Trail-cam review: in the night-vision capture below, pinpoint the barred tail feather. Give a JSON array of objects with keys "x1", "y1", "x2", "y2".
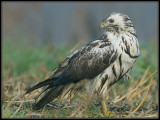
[
  {"x1": 26, "y1": 78, "x2": 57, "y2": 94},
  {"x1": 32, "y1": 85, "x2": 64, "y2": 110}
]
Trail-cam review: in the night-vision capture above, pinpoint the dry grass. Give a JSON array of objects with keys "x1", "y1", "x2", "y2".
[
  {"x1": 2, "y1": 66, "x2": 158, "y2": 118},
  {"x1": 2, "y1": 40, "x2": 158, "y2": 118}
]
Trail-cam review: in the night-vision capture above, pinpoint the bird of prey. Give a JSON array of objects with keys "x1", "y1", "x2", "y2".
[{"x1": 26, "y1": 12, "x2": 140, "y2": 115}]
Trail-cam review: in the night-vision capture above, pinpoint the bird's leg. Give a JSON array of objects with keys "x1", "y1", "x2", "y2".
[
  {"x1": 101, "y1": 99, "x2": 114, "y2": 117},
  {"x1": 101, "y1": 99, "x2": 107, "y2": 114}
]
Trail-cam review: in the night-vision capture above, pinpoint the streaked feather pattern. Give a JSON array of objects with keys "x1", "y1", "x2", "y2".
[{"x1": 26, "y1": 12, "x2": 139, "y2": 110}]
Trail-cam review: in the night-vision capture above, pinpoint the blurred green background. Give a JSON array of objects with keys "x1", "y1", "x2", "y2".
[
  {"x1": 2, "y1": 1, "x2": 158, "y2": 118},
  {"x1": 2, "y1": 1, "x2": 158, "y2": 78}
]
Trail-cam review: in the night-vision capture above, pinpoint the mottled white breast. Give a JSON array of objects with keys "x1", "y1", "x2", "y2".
[{"x1": 85, "y1": 31, "x2": 139, "y2": 99}]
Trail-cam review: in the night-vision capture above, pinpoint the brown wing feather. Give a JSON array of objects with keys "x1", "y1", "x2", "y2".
[
  {"x1": 26, "y1": 40, "x2": 118, "y2": 110},
  {"x1": 50, "y1": 40, "x2": 118, "y2": 85}
]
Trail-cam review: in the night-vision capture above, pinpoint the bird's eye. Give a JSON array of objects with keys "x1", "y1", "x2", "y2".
[{"x1": 109, "y1": 19, "x2": 114, "y2": 23}]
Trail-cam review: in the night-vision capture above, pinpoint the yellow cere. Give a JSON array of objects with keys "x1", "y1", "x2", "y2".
[{"x1": 101, "y1": 22, "x2": 105, "y2": 26}]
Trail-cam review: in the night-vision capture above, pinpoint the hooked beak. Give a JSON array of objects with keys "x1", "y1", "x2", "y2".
[{"x1": 99, "y1": 22, "x2": 113, "y2": 31}]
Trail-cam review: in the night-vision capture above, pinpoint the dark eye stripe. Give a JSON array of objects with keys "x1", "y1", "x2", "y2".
[{"x1": 109, "y1": 19, "x2": 114, "y2": 23}]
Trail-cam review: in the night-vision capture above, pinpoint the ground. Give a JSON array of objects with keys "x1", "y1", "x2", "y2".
[{"x1": 2, "y1": 38, "x2": 158, "y2": 118}]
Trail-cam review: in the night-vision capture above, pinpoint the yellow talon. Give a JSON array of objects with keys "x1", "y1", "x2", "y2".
[{"x1": 101, "y1": 100, "x2": 114, "y2": 117}]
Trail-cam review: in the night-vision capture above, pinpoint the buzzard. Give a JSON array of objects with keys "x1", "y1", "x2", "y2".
[{"x1": 26, "y1": 12, "x2": 140, "y2": 115}]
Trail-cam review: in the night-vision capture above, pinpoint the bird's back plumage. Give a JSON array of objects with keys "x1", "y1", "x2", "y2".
[{"x1": 26, "y1": 12, "x2": 140, "y2": 111}]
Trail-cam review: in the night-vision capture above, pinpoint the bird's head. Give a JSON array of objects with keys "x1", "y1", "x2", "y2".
[{"x1": 100, "y1": 12, "x2": 135, "y2": 33}]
